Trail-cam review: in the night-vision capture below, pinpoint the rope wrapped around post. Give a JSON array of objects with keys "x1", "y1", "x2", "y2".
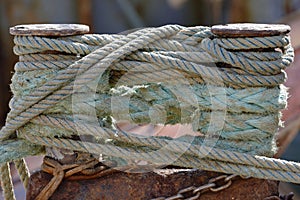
[{"x1": 0, "y1": 23, "x2": 298, "y2": 199}]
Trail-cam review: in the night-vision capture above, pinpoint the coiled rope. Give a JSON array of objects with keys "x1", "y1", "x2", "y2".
[{"x1": 0, "y1": 24, "x2": 299, "y2": 199}]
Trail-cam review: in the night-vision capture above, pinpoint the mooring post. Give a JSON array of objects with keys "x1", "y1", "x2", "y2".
[{"x1": 8, "y1": 23, "x2": 292, "y2": 200}]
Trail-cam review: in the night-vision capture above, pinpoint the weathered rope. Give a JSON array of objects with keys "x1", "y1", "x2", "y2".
[
  {"x1": 25, "y1": 115, "x2": 300, "y2": 174},
  {"x1": 2, "y1": 25, "x2": 184, "y2": 139},
  {"x1": 0, "y1": 24, "x2": 298, "y2": 199},
  {"x1": 0, "y1": 163, "x2": 15, "y2": 200},
  {"x1": 14, "y1": 159, "x2": 30, "y2": 190},
  {"x1": 18, "y1": 132, "x2": 300, "y2": 184}
]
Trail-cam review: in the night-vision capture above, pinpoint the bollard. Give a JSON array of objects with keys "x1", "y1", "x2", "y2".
[{"x1": 8, "y1": 23, "x2": 291, "y2": 200}]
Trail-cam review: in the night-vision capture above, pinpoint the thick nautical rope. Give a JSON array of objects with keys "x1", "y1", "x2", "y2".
[{"x1": 0, "y1": 25, "x2": 298, "y2": 200}]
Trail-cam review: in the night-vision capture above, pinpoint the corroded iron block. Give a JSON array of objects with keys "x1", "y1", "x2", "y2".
[{"x1": 26, "y1": 169, "x2": 278, "y2": 200}]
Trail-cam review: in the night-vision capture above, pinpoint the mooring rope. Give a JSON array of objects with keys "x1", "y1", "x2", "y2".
[
  {"x1": 0, "y1": 24, "x2": 298, "y2": 199},
  {"x1": 18, "y1": 133, "x2": 300, "y2": 183},
  {"x1": 0, "y1": 163, "x2": 15, "y2": 200},
  {"x1": 14, "y1": 158, "x2": 30, "y2": 189}
]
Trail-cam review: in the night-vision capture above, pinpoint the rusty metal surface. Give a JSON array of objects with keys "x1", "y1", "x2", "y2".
[
  {"x1": 211, "y1": 23, "x2": 291, "y2": 37},
  {"x1": 9, "y1": 24, "x2": 90, "y2": 36},
  {"x1": 27, "y1": 168, "x2": 278, "y2": 200}
]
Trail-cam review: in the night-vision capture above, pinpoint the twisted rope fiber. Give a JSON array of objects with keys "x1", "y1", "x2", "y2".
[
  {"x1": 21, "y1": 89, "x2": 284, "y2": 146},
  {"x1": 12, "y1": 33, "x2": 289, "y2": 86},
  {"x1": 18, "y1": 132, "x2": 300, "y2": 184},
  {"x1": 14, "y1": 158, "x2": 30, "y2": 189},
  {"x1": 2, "y1": 25, "x2": 292, "y2": 139},
  {"x1": 22, "y1": 115, "x2": 300, "y2": 175},
  {"x1": 0, "y1": 24, "x2": 298, "y2": 199},
  {"x1": 0, "y1": 163, "x2": 15, "y2": 200},
  {"x1": 1, "y1": 25, "x2": 183, "y2": 139},
  {"x1": 18, "y1": 116, "x2": 300, "y2": 187}
]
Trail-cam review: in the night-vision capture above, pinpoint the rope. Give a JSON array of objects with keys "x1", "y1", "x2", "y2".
[
  {"x1": 1, "y1": 25, "x2": 184, "y2": 140},
  {"x1": 0, "y1": 163, "x2": 16, "y2": 200},
  {"x1": 0, "y1": 24, "x2": 298, "y2": 199},
  {"x1": 26, "y1": 115, "x2": 300, "y2": 174},
  {"x1": 18, "y1": 133, "x2": 300, "y2": 184},
  {"x1": 14, "y1": 159, "x2": 30, "y2": 190}
]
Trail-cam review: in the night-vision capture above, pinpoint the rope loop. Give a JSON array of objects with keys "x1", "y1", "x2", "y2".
[{"x1": 200, "y1": 37, "x2": 291, "y2": 76}]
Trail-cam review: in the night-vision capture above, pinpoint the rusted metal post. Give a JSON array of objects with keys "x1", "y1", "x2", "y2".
[
  {"x1": 10, "y1": 23, "x2": 292, "y2": 200},
  {"x1": 27, "y1": 169, "x2": 279, "y2": 200}
]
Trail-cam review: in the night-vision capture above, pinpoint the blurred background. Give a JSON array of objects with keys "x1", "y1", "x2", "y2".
[{"x1": 0, "y1": 0, "x2": 300, "y2": 199}]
